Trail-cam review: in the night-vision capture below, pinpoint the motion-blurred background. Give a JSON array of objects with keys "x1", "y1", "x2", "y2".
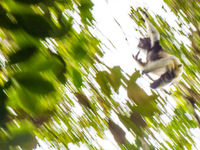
[{"x1": 0, "y1": 0, "x2": 200, "y2": 149}]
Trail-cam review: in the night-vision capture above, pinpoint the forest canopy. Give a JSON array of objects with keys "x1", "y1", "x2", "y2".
[{"x1": 0, "y1": 0, "x2": 200, "y2": 149}]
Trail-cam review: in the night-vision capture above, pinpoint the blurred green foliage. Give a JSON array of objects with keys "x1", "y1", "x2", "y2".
[{"x1": 0, "y1": 0, "x2": 200, "y2": 149}]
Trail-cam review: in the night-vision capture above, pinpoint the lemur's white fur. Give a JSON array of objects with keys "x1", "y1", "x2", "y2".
[{"x1": 143, "y1": 14, "x2": 160, "y2": 47}]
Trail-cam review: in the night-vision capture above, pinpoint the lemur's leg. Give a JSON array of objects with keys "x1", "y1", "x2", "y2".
[
  {"x1": 142, "y1": 56, "x2": 176, "y2": 74},
  {"x1": 150, "y1": 68, "x2": 175, "y2": 89},
  {"x1": 141, "y1": 11, "x2": 160, "y2": 47}
]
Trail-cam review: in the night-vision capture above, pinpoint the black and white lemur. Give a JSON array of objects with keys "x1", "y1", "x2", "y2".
[{"x1": 133, "y1": 10, "x2": 183, "y2": 89}]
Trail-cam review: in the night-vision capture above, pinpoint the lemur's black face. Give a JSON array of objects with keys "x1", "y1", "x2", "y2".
[{"x1": 138, "y1": 38, "x2": 151, "y2": 50}]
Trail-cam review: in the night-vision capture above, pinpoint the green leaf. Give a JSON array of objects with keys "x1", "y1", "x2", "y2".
[
  {"x1": 109, "y1": 66, "x2": 122, "y2": 93},
  {"x1": 51, "y1": 53, "x2": 67, "y2": 83},
  {"x1": 13, "y1": 14, "x2": 52, "y2": 38},
  {"x1": 13, "y1": 86, "x2": 49, "y2": 114},
  {"x1": 8, "y1": 132, "x2": 37, "y2": 150},
  {"x1": 14, "y1": 0, "x2": 67, "y2": 5},
  {"x1": 11, "y1": 30, "x2": 40, "y2": 48},
  {"x1": 9, "y1": 45, "x2": 38, "y2": 64},
  {"x1": 54, "y1": 16, "x2": 72, "y2": 38},
  {"x1": 72, "y1": 68, "x2": 82, "y2": 89},
  {"x1": 0, "y1": 86, "x2": 7, "y2": 101},
  {"x1": 14, "y1": 72, "x2": 55, "y2": 94},
  {"x1": 14, "y1": 0, "x2": 46, "y2": 4},
  {"x1": 21, "y1": 53, "x2": 67, "y2": 83},
  {"x1": 96, "y1": 71, "x2": 111, "y2": 97},
  {"x1": 78, "y1": 0, "x2": 94, "y2": 25},
  {"x1": 0, "y1": 5, "x2": 17, "y2": 29},
  {"x1": 27, "y1": 55, "x2": 59, "y2": 72},
  {"x1": 133, "y1": 103, "x2": 159, "y2": 117},
  {"x1": 71, "y1": 42, "x2": 87, "y2": 61},
  {"x1": 118, "y1": 114, "x2": 143, "y2": 136},
  {"x1": 0, "y1": 86, "x2": 8, "y2": 125}
]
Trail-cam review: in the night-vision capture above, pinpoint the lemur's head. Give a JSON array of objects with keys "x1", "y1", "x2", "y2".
[{"x1": 138, "y1": 37, "x2": 151, "y2": 50}]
